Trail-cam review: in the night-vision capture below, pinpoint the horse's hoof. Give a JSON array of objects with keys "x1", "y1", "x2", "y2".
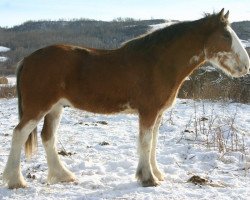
[
  {"x1": 141, "y1": 178, "x2": 160, "y2": 187},
  {"x1": 48, "y1": 169, "x2": 76, "y2": 184},
  {"x1": 136, "y1": 168, "x2": 160, "y2": 187},
  {"x1": 61, "y1": 174, "x2": 76, "y2": 183},
  {"x1": 3, "y1": 171, "x2": 27, "y2": 189},
  {"x1": 8, "y1": 181, "x2": 27, "y2": 189},
  {"x1": 153, "y1": 170, "x2": 165, "y2": 181},
  {"x1": 6, "y1": 178, "x2": 27, "y2": 189}
]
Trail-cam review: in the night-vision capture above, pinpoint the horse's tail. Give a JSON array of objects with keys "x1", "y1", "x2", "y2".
[{"x1": 16, "y1": 59, "x2": 38, "y2": 159}]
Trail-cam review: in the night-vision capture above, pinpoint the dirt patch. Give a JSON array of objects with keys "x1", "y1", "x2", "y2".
[
  {"x1": 99, "y1": 141, "x2": 110, "y2": 146},
  {"x1": 58, "y1": 150, "x2": 75, "y2": 156},
  {"x1": 188, "y1": 175, "x2": 208, "y2": 185}
]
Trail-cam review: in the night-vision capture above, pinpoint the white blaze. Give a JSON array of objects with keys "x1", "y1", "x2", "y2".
[{"x1": 206, "y1": 26, "x2": 250, "y2": 77}]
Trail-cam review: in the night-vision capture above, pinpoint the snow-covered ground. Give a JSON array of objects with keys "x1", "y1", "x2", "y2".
[
  {"x1": 0, "y1": 46, "x2": 10, "y2": 63},
  {"x1": 0, "y1": 98, "x2": 249, "y2": 199},
  {"x1": 4, "y1": 76, "x2": 16, "y2": 86}
]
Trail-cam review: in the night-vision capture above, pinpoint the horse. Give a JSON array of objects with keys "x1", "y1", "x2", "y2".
[{"x1": 3, "y1": 9, "x2": 249, "y2": 189}]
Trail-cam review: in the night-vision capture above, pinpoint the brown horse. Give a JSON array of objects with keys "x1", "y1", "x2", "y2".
[{"x1": 3, "y1": 9, "x2": 249, "y2": 189}]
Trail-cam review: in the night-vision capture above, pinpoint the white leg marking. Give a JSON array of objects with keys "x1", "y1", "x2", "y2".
[
  {"x1": 3, "y1": 120, "x2": 38, "y2": 188},
  {"x1": 151, "y1": 114, "x2": 165, "y2": 181},
  {"x1": 137, "y1": 129, "x2": 153, "y2": 179},
  {"x1": 205, "y1": 26, "x2": 249, "y2": 77},
  {"x1": 136, "y1": 125, "x2": 159, "y2": 186},
  {"x1": 42, "y1": 105, "x2": 76, "y2": 184},
  {"x1": 44, "y1": 138, "x2": 76, "y2": 184}
]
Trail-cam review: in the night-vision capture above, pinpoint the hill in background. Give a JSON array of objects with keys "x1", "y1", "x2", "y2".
[{"x1": 0, "y1": 19, "x2": 166, "y2": 73}]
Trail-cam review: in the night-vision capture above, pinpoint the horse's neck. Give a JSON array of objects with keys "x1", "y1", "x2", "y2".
[
  {"x1": 123, "y1": 24, "x2": 207, "y2": 81},
  {"x1": 157, "y1": 31, "x2": 206, "y2": 85},
  {"x1": 119, "y1": 22, "x2": 208, "y2": 85}
]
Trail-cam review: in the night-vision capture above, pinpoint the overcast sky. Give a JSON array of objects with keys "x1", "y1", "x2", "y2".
[{"x1": 0, "y1": 0, "x2": 249, "y2": 27}]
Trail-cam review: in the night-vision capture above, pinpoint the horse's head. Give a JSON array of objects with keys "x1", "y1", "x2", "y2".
[{"x1": 204, "y1": 9, "x2": 249, "y2": 77}]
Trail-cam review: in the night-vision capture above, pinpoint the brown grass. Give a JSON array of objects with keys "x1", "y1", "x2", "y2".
[
  {"x1": 0, "y1": 85, "x2": 16, "y2": 98},
  {"x1": 178, "y1": 101, "x2": 246, "y2": 154},
  {"x1": 178, "y1": 67, "x2": 250, "y2": 103},
  {"x1": 0, "y1": 77, "x2": 8, "y2": 84}
]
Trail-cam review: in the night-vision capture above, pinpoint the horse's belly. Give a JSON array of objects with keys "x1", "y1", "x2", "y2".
[{"x1": 65, "y1": 96, "x2": 137, "y2": 115}]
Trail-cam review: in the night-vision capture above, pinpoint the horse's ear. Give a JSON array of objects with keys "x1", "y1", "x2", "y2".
[
  {"x1": 224, "y1": 10, "x2": 229, "y2": 19},
  {"x1": 218, "y1": 8, "x2": 225, "y2": 18}
]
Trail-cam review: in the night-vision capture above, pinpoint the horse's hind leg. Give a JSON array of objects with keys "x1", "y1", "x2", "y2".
[
  {"x1": 41, "y1": 104, "x2": 76, "y2": 184},
  {"x1": 3, "y1": 119, "x2": 39, "y2": 189}
]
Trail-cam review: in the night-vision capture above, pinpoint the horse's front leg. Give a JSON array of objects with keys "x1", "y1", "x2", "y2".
[
  {"x1": 151, "y1": 113, "x2": 165, "y2": 181},
  {"x1": 136, "y1": 111, "x2": 159, "y2": 187}
]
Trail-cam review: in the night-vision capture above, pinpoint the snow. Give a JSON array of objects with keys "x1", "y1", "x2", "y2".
[
  {"x1": 0, "y1": 46, "x2": 9, "y2": 62},
  {"x1": 0, "y1": 57, "x2": 8, "y2": 62},
  {"x1": 149, "y1": 21, "x2": 176, "y2": 31},
  {"x1": 241, "y1": 39, "x2": 250, "y2": 48},
  {"x1": 0, "y1": 98, "x2": 249, "y2": 199},
  {"x1": 5, "y1": 76, "x2": 16, "y2": 86},
  {"x1": 0, "y1": 46, "x2": 10, "y2": 53}
]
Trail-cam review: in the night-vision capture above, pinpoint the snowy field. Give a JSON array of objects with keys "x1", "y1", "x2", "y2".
[{"x1": 0, "y1": 98, "x2": 249, "y2": 200}]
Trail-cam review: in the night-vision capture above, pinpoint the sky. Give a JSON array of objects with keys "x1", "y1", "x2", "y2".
[{"x1": 0, "y1": 0, "x2": 249, "y2": 27}]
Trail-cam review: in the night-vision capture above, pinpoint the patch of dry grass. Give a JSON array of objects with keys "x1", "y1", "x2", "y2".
[
  {"x1": 178, "y1": 101, "x2": 247, "y2": 154},
  {"x1": 0, "y1": 85, "x2": 16, "y2": 98}
]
